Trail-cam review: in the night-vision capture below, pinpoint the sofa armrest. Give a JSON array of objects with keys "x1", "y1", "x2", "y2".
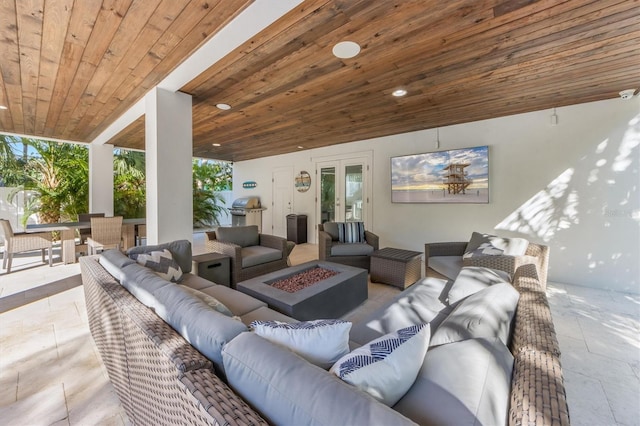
[
  {"x1": 364, "y1": 231, "x2": 379, "y2": 250},
  {"x1": 205, "y1": 238, "x2": 242, "y2": 261},
  {"x1": 259, "y1": 233, "x2": 287, "y2": 253},
  {"x1": 425, "y1": 242, "x2": 467, "y2": 258},
  {"x1": 318, "y1": 230, "x2": 332, "y2": 260}
]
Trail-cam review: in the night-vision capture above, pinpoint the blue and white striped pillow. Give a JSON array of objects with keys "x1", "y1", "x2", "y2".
[
  {"x1": 338, "y1": 221, "x2": 365, "y2": 243},
  {"x1": 330, "y1": 324, "x2": 430, "y2": 406}
]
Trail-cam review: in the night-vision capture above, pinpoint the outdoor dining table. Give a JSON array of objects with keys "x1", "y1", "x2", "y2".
[{"x1": 26, "y1": 218, "x2": 146, "y2": 264}]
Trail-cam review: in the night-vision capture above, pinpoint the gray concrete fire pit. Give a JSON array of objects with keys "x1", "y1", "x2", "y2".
[{"x1": 236, "y1": 261, "x2": 368, "y2": 321}]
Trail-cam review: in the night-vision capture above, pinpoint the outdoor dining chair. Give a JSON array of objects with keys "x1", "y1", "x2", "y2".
[
  {"x1": 78, "y1": 212, "x2": 105, "y2": 244},
  {"x1": 87, "y1": 216, "x2": 123, "y2": 255},
  {"x1": 0, "y1": 219, "x2": 53, "y2": 273}
]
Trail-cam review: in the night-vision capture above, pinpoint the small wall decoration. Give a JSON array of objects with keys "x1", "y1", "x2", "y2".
[
  {"x1": 295, "y1": 171, "x2": 311, "y2": 192},
  {"x1": 391, "y1": 146, "x2": 489, "y2": 204},
  {"x1": 242, "y1": 181, "x2": 257, "y2": 189}
]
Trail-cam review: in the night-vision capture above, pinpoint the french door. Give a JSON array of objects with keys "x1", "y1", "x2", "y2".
[{"x1": 316, "y1": 156, "x2": 370, "y2": 225}]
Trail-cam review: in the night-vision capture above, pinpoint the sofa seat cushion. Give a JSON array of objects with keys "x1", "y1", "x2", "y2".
[
  {"x1": 331, "y1": 324, "x2": 430, "y2": 406},
  {"x1": 241, "y1": 246, "x2": 282, "y2": 268},
  {"x1": 216, "y1": 225, "x2": 259, "y2": 247},
  {"x1": 350, "y1": 277, "x2": 452, "y2": 345},
  {"x1": 428, "y1": 255, "x2": 463, "y2": 280},
  {"x1": 180, "y1": 285, "x2": 234, "y2": 317},
  {"x1": 179, "y1": 273, "x2": 216, "y2": 291},
  {"x1": 127, "y1": 239, "x2": 193, "y2": 273},
  {"x1": 447, "y1": 266, "x2": 511, "y2": 305},
  {"x1": 330, "y1": 242, "x2": 374, "y2": 257},
  {"x1": 222, "y1": 332, "x2": 417, "y2": 426},
  {"x1": 393, "y1": 337, "x2": 514, "y2": 426},
  {"x1": 430, "y1": 282, "x2": 520, "y2": 347},
  {"x1": 199, "y1": 285, "x2": 267, "y2": 316}
]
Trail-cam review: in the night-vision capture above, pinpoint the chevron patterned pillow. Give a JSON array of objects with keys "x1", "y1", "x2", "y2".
[
  {"x1": 330, "y1": 324, "x2": 430, "y2": 406},
  {"x1": 133, "y1": 249, "x2": 183, "y2": 283}
]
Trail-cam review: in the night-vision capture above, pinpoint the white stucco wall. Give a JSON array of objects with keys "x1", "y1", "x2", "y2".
[{"x1": 233, "y1": 98, "x2": 640, "y2": 293}]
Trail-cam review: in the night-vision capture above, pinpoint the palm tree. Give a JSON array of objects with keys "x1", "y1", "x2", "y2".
[
  {"x1": 114, "y1": 149, "x2": 146, "y2": 218},
  {"x1": 192, "y1": 159, "x2": 231, "y2": 227}
]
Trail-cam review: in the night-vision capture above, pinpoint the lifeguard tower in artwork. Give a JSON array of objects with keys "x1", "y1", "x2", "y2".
[{"x1": 443, "y1": 162, "x2": 471, "y2": 194}]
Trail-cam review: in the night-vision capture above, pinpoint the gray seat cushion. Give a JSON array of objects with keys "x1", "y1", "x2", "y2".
[
  {"x1": 430, "y1": 282, "x2": 520, "y2": 347},
  {"x1": 200, "y1": 284, "x2": 267, "y2": 316},
  {"x1": 241, "y1": 246, "x2": 282, "y2": 268},
  {"x1": 238, "y1": 306, "x2": 296, "y2": 325},
  {"x1": 216, "y1": 225, "x2": 259, "y2": 247},
  {"x1": 350, "y1": 277, "x2": 452, "y2": 345},
  {"x1": 127, "y1": 239, "x2": 193, "y2": 273},
  {"x1": 222, "y1": 332, "x2": 417, "y2": 426},
  {"x1": 428, "y1": 255, "x2": 463, "y2": 280},
  {"x1": 394, "y1": 337, "x2": 514, "y2": 426},
  {"x1": 179, "y1": 272, "x2": 217, "y2": 291},
  {"x1": 330, "y1": 242, "x2": 374, "y2": 256}
]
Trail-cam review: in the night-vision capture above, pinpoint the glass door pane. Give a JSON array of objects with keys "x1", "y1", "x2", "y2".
[
  {"x1": 320, "y1": 166, "x2": 336, "y2": 223},
  {"x1": 344, "y1": 164, "x2": 363, "y2": 222}
]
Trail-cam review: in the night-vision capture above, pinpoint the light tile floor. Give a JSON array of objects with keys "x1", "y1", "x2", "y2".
[{"x1": 0, "y1": 235, "x2": 638, "y2": 425}]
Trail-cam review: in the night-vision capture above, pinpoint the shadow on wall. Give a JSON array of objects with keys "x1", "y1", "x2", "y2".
[{"x1": 496, "y1": 113, "x2": 639, "y2": 293}]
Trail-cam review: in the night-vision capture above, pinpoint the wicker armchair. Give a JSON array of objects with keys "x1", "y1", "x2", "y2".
[
  {"x1": 78, "y1": 213, "x2": 105, "y2": 244},
  {"x1": 425, "y1": 239, "x2": 550, "y2": 289},
  {"x1": 205, "y1": 225, "x2": 288, "y2": 287},
  {"x1": 318, "y1": 223, "x2": 379, "y2": 270},
  {"x1": 0, "y1": 219, "x2": 53, "y2": 273},
  {"x1": 87, "y1": 216, "x2": 123, "y2": 255}
]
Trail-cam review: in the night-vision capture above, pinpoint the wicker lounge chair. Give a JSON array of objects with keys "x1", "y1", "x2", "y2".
[{"x1": 0, "y1": 219, "x2": 53, "y2": 273}]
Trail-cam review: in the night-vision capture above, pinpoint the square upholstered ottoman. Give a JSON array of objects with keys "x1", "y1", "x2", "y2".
[{"x1": 370, "y1": 247, "x2": 422, "y2": 289}]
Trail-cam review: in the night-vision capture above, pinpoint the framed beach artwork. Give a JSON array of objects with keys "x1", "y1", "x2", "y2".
[{"x1": 391, "y1": 146, "x2": 489, "y2": 204}]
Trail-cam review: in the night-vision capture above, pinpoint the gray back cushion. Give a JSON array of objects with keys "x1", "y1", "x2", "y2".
[
  {"x1": 222, "y1": 332, "x2": 416, "y2": 426},
  {"x1": 430, "y1": 282, "x2": 519, "y2": 347},
  {"x1": 394, "y1": 337, "x2": 513, "y2": 426},
  {"x1": 99, "y1": 249, "x2": 135, "y2": 281},
  {"x1": 322, "y1": 222, "x2": 340, "y2": 241},
  {"x1": 216, "y1": 226, "x2": 259, "y2": 247},
  {"x1": 127, "y1": 239, "x2": 192, "y2": 273}
]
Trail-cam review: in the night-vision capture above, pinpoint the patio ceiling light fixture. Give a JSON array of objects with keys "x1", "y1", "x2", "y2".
[
  {"x1": 216, "y1": 103, "x2": 231, "y2": 110},
  {"x1": 332, "y1": 41, "x2": 360, "y2": 59},
  {"x1": 392, "y1": 89, "x2": 407, "y2": 97},
  {"x1": 0, "y1": 105, "x2": 7, "y2": 110},
  {"x1": 212, "y1": 143, "x2": 221, "y2": 147}
]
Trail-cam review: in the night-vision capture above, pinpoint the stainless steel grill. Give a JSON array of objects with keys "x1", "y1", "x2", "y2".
[{"x1": 230, "y1": 197, "x2": 265, "y2": 231}]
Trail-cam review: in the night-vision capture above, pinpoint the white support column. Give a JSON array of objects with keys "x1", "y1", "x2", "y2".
[
  {"x1": 145, "y1": 88, "x2": 193, "y2": 245},
  {"x1": 89, "y1": 143, "x2": 114, "y2": 216}
]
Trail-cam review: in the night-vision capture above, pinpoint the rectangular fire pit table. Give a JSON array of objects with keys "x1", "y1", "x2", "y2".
[{"x1": 236, "y1": 261, "x2": 368, "y2": 321}]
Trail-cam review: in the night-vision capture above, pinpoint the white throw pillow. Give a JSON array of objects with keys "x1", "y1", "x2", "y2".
[
  {"x1": 330, "y1": 324, "x2": 430, "y2": 406},
  {"x1": 463, "y1": 232, "x2": 529, "y2": 259},
  {"x1": 447, "y1": 266, "x2": 510, "y2": 305},
  {"x1": 133, "y1": 249, "x2": 183, "y2": 282},
  {"x1": 251, "y1": 319, "x2": 352, "y2": 369}
]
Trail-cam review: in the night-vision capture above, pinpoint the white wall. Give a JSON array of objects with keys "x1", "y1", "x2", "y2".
[{"x1": 234, "y1": 98, "x2": 640, "y2": 293}]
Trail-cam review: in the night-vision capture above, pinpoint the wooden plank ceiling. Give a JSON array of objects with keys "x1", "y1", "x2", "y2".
[{"x1": 1, "y1": 0, "x2": 638, "y2": 162}]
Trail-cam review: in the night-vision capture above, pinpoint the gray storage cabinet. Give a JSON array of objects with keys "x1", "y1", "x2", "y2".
[{"x1": 191, "y1": 252, "x2": 231, "y2": 287}]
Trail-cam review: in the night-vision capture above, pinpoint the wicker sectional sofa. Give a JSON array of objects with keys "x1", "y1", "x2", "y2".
[{"x1": 81, "y1": 240, "x2": 569, "y2": 425}]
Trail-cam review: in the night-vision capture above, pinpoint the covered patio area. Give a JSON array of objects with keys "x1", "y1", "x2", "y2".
[{"x1": 0, "y1": 236, "x2": 638, "y2": 425}]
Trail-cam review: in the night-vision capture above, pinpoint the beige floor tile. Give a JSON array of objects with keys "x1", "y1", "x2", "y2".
[
  {"x1": 0, "y1": 383, "x2": 68, "y2": 426},
  {"x1": 563, "y1": 369, "x2": 617, "y2": 426}
]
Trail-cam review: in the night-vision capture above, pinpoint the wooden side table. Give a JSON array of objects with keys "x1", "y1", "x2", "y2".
[
  {"x1": 191, "y1": 252, "x2": 231, "y2": 287},
  {"x1": 370, "y1": 247, "x2": 422, "y2": 289}
]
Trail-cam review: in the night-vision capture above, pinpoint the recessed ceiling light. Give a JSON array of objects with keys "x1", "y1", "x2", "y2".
[
  {"x1": 297, "y1": 146, "x2": 304, "y2": 149},
  {"x1": 216, "y1": 103, "x2": 231, "y2": 110},
  {"x1": 332, "y1": 41, "x2": 360, "y2": 59},
  {"x1": 0, "y1": 105, "x2": 7, "y2": 110},
  {"x1": 212, "y1": 143, "x2": 221, "y2": 147},
  {"x1": 392, "y1": 89, "x2": 407, "y2": 97}
]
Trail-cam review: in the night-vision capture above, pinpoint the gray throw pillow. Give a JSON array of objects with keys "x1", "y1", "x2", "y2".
[
  {"x1": 127, "y1": 239, "x2": 192, "y2": 273},
  {"x1": 322, "y1": 222, "x2": 340, "y2": 241},
  {"x1": 216, "y1": 225, "x2": 259, "y2": 247},
  {"x1": 463, "y1": 232, "x2": 529, "y2": 260}
]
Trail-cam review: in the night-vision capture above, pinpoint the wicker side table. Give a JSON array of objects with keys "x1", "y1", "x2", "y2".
[{"x1": 370, "y1": 247, "x2": 422, "y2": 289}]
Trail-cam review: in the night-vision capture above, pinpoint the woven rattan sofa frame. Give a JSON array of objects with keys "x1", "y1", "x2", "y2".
[
  {"x1": 425, "y1": 240, "x2": 550, "y2": 289},
  {"x1": 80, "y1": 256, "x2": 267, "y2": 425},
  {"x1": 205, "y1": 231, "x2": 288, "y2": 287}
]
